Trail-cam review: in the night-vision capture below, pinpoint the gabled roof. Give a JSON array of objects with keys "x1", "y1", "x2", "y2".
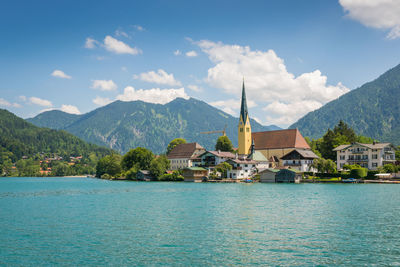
[
  {"x1": 332, "y1": 142, "x2": 393, "y2": 151},
  {"x1": 252, "y1": 129, "x2": 310, "y2": 150},
  {"x1": 167, "y1": 142, "x2": 205, "y2": 159},
  {"x1": 281, "y1": 149, "x2": 319, "y2": 160},
  {"x1": 200, "y1": 150, "x2": 236, "y2": 158},
  {"x1": 259, "y1": 168, "x2": 280, "y2": 174},
  {"x1": 248, "y1": 151, "x2": 268, "y2": 162}
]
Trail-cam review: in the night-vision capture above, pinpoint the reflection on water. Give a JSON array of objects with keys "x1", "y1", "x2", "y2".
[{"x1": 0, "y1": 178, "x2": 399, "y2": 266}]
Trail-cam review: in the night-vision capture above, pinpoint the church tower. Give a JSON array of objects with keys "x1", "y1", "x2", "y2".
[{"x1": 238, "y1": 80, "x2": 252, "y2": 155}]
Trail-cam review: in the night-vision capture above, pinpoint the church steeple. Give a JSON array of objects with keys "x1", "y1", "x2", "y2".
[
  {"x1": 238, "y1": 79, "x2": 252, "y2": 155},
  {"x1": 240, "y1": 79, "x2": 248, "y2": 124}
]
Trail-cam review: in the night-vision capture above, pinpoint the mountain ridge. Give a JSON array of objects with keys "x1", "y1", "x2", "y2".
[
  {"x1": 290, "y1": 63, "x2": 400, "y2": 145},
  {"x1": 28, "y1": 97, "x2": 280, "y2": 154}
]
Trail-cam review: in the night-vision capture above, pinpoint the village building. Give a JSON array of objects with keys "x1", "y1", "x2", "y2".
[
  {"x1": 237, "y1": 80, "x2": 315, "y2": 168},
  {"x1": 182, "y1": 167, "x2": 208, "y2": 182},
  {"x1": 192, "y1": 150, "x2": 236, "y2": 167},
  {"x1": 226, "y1": 158, "x2": 257, "y2": 179},
  {"x1": 280, "y1": 149, "x2": 319, "y2": 172},
  {"x1": 167, "y1": 142, "x2": 206, "y2": 170},
  {"x1": 136, "y1": 170, "x2": 153, "y2": 181},
  {"x1": 275, "y1": 169, "x2": 302, "y2": 183},
  {"x1": 333, "y1": 142, "x2": 396, "y2": 170},
  {"x1": 259, "y1": 168, "x2": 279, "y2": 183}
]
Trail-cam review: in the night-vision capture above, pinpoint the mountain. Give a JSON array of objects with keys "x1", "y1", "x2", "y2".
[
  {"x1": 290, "y1": 64, "x2": 400, "y2": 145},
  {"x1": 0, "y1": 109, "x2": 113, "y2": 161},
  {"x1": 27, "y1": 98, "x2": 280, "y2": 154}
]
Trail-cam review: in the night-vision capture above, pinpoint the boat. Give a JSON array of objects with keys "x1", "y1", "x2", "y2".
[
  {"x1": 243, "y1": 178, "x2": 253, "y2": 183},
  {"x1": 342, "y1": 178, "x2": 357, "y2": 183}
]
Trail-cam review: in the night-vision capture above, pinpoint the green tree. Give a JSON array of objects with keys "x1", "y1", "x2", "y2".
[
  {"x1": 310, "y1": 158, "x2": 336, "y2": 173},
  {"x1": 52, "y1": 162, "x2": 70, "y2": 176},
  {"x1": 215, "y1": 136, "x2": 234, "y2": 152},
  {"x1": 149, "y1": 155, "x2": 171, "y2": 178},
  {"x1": 96, "y1": 154, "x2": 122, "y2": 178},
  {"x1": 121, "y1": 147, "x2": 154, "y2": 171},
  {"x1": 167, "y1": 138, "x2": 187, "y2": 154},
  {"x1": 396, "y1": 146, "x2": 400, "y2": 161},
  {"x1": 333, "y1": 120, "x2": 357, "y2": 143},
  {"x1": 215, "y1": 162, "x2": 232, "y2": 178}
]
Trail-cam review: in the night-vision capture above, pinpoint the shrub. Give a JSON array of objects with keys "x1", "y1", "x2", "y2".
[
  {"x1": 366, "y1": 170, "x2": 379, "y2": 179},
  {"x1": 349, "y1": 168, "x2": 367, "y2": 178}
]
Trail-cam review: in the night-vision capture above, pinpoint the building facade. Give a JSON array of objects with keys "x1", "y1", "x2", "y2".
[
  {"x1": 167, "y1": 143, "x2": 206, "y2": 170},
  {"x1": 333, "y1": 142, "x2": 396, "y2": 170},
  {"x1": 226, "y1": 158, "x2": 257, "y2": 179},
  {"x1": 280, "y1": 149, "x2": 319, "y2": 172},
  {"x1": 192, "y1": 150, "x2": 236, "y2": 167}
]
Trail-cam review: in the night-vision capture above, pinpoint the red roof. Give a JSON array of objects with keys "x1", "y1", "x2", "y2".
[
  {"x1": 167, "y1": 142, "x2": 205, "y2": 159},
  {"x1": 252, "y1": 129, "x2": 310, "y2": 150}
]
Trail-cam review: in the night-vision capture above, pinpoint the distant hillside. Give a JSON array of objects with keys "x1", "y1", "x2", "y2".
[
  {"x1": 28, "y1": 98, "x2": 280, "y2": 154},
  {"x1": 0, "y1": 109, "x2": 113, "y2": 161},
  {"x1": 290, "y1": 64, "x2": 400, "y2": 145}
]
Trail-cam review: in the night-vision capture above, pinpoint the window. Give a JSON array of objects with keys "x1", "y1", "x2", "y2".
[
  {"x1": 240, "y1": 128, "x2": 243, "y2": 132},
  {"x1": 372, "y1": 163, "x2": 378, "y2": 168},
  {"x1": 340, "y1": 155, "x2": 345, "y2": 160},
  {"x1": 246, "y1": 127, "x2": 249, "y2": 132},
  {"x1": 372, "y1": 154, "x2": 378, "y2": 159},
  {"x1": 245, "y1": 164, "x2": 248, "y2": 167}
]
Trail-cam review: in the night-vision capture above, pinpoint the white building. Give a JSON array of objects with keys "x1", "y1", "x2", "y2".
[
  {"x1": 280, "y1": 149, "x2": 319, "y2": 172},
  {"x1": 226, "y1": 158, "x2": 257, "y2": 179},
  {"x1": 333, "y1": 142, "x2": 396, "y2": 170},
  {"x1": 167, "y1": 143, "x2": 206, "y2": 170},
  {"x1": 192, "y1": 150, "x2": 236, "y2": 167}
]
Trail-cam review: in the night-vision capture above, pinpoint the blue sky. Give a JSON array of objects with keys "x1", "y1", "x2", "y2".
[{"x1": 1, "y1": 0, "x2": 399, "y2": 127}]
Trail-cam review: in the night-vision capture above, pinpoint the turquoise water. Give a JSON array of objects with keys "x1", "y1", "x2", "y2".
[{"x1": 1, "y1": 178, "x2": 400, "y2": 266}]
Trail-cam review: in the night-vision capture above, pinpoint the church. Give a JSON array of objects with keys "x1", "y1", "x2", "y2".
[{"x1": 237, "y1": 81, "x2": 317, "y2": 169}]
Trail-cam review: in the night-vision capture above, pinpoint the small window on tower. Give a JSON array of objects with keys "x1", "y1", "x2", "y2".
[
  {"x1": 246, "y1": 127, "x2": 249, "y2": 132},
  {"x1": 240, "y1": 128, "x2": 243, "y2": 132}
]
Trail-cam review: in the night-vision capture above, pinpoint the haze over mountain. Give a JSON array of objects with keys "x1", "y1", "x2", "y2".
[
  {"x1": 290, "y1": 63, "x2": 400, "y2": 145},
  {"x1": 28, "y1": 98, "x2": 280, "y2": 154}
]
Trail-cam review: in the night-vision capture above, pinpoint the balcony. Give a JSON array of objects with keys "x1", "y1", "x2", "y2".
[{"x1": 284, "y1": 163, "x2": 301, "y2": 166}]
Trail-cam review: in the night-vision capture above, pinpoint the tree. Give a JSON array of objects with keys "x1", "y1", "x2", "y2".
[
  {"x1": 149, "y1": 155, "x2": 171, "y2": 178},
  {"x1": 215, "y1": 162, "x2": 232, "y2": 178},
  {"x1": 215, "y1": 136, "x2": 233, "y2": 152},
  {"x1": 167, "y1": 138, "x2": 186, "y2": 154},
  {"x1": 310, "y1": 158, "x2": 336, "y2": 173},
  {"x1": 96, "y1": 154, "x2": 122, "y2": 177},
  {"x1": 121, "y1": 147, "x2": 154, "y2": 171},
  {"x1": 333, "y1": 120, "x2": 357, "y2": 143}
]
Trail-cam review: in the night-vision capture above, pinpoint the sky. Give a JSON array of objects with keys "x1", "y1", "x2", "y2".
[{"x1": 1, "y1": 0, "x2": 400, "y2": 128}]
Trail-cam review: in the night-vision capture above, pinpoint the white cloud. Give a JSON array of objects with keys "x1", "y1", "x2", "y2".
[
  {"x1": 174, "y1": 50, "x2": 182, "y2": 56},
  {"x1": 19, "y1": 95, "x2": 27, "y2": 102},
  {"x1": 85, "y1": 37, "x2": 98, "y2": 49},
  {"x1": 134, "y1": 69, "x2": 181, "y2": 86},
  {"x1": 60, "y1": 104, "x2": 81, "y2": 114},
  {"x1": 187, "y1": 84, "x2": 203, "y2": 92},
  {"x1": 210, "y1": 98, "x2": 257, "y2": 116},
  {"x1": 196, "y1": 40, "x2": 349, "y2": 127},
  {"x1": 133, "y1": 25, "x2": 144, "y2": 31},
  {"x1": 93, "y1": 96, "x2": 112, "y2": 106},
  {"x1": 186, "y1": 50, "x2": 198, "y2": 57},
  {"x1": 339, "y1": 0, "x2": 400, "y2": 39},
  {"x1": 115, "y1": 30, "x2": 129, "y2": 38},
  {"x1": 51, "y1": 69, "x2": 71, "y2": 79},
  {"x1": 0, "y1": 98, "x2": 21, "y2": 108},
  {"x1": 29, "y1": 97, "x2": 53, "y2": 107},
  {"x1": 116, "y1": 86, "x2": 189, "y2": 104},
  {"x1": 91, "y1": 80, "x2": 117, "y2": 91},
  {"x1": 103, "y1": 35, "x2": 141, "y2": 55}
]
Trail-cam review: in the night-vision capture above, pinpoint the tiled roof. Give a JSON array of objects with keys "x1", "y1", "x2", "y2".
[
  {"x1": 227, "y1": 158, "x2": 257, "y2": 164},
  {"x1": 281, "y1": 149, "x2": 319, "y2": 160},
  {"x1": 203, "y1": 151, "x2": 236, "y2": 158},
  {"x1": 333, "y1": 142, "x2": 393, "y2": 151},
  {"x1": 167, "y1": 142, "x2": 205, "y2": 159},
  {"x1": 252, "y1": 129, "x2": 310, "y2": 150}
]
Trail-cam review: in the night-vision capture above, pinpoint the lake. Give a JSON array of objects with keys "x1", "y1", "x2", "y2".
[{"x1": 1, "y1": 178, "x2": 400, "y2": 266}]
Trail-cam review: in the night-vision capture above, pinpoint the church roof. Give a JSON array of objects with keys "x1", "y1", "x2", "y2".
[
  {"x1": 167, "y1": 142, "x2": 205, "y2": 159},
  {"x1": 239, "y1": 80, "x2": 248, "y2": 123},
  {"x1": 252, "y1": 129, "x2": 310, "y2": 150}
]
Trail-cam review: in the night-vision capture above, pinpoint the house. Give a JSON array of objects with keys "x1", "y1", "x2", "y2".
[
  {"x1": 259, "y1": 168, "x2": 279, "y2": 183},
  {"x1": 182, "y1": 167, "x2": 208, "y2": 182},
  {"x1": 192, "y1": 150, "x2": 236, "y2": 167},
  {"x1": 275, "y1": 169, "x2": 302, "y2": 183},
  {"x1": 281, "y1": 149, "x2": 319, "y2": 172},
  {"x1": 226, "y1": 158, "x2": 257, "y2": 179},
  {"x1": 136, "y1": 170, "x2": 153, "y2": 181},
  {"x1": 333, "y1": 142, "x2": 396, "y2": 170},
  {"x1": 167, "y1": 143, "x2": 206, "y2": 170}
]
